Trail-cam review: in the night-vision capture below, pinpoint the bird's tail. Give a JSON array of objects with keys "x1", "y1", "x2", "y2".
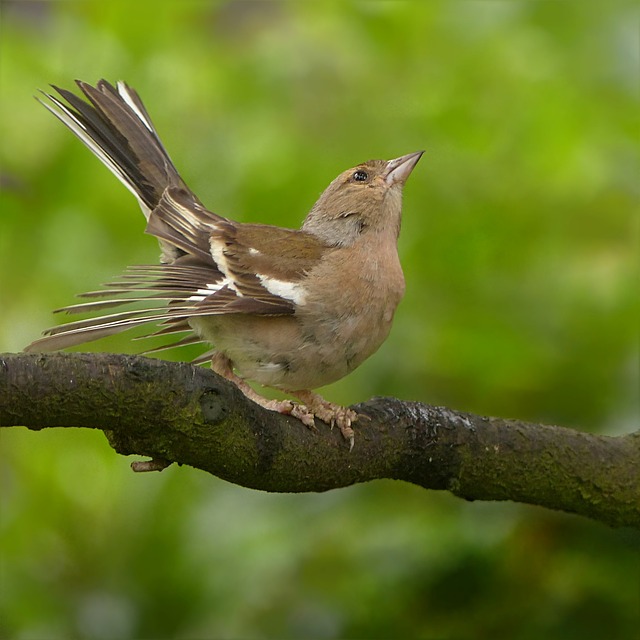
[
  {"x1": 39, "y1": 79, "x2": 197, "y2": 219},
  {"x1": 25, "y1": 80, "x2": 227, "y2": 353}
]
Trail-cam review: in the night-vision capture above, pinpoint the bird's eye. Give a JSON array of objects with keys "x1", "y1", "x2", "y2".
[{"x1": 352, "y1": 170, "x2": 368, "y2": 182}]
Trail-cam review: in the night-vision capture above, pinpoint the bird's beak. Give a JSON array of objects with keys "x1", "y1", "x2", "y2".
[{"x1": 384, "y1": 151, "x2": 424, "y2": 186}]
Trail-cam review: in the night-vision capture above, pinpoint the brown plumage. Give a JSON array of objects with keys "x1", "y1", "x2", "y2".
[{"x1": 26, "y1": 80, "x2": 423, "y2": 447}]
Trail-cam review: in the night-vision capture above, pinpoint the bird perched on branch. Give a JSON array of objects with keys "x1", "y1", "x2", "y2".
[{"x1": 26, "y1": 79, "x2": 423, "y2": 447}]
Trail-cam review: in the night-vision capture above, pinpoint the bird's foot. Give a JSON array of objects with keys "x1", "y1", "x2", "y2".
[
  {"x1": 292, "y1": 390, "x2": 359, "y2": 450},
  {"x1": 239, "y1": 391, "x2": 357, "y2": 449},
  {"x1": 210, "y1": 353, "x2": 358, "y2": 448}
]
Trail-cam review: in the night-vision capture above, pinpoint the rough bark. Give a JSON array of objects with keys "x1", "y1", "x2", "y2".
[{"x1": 1, "y1": 352, "x2": 638, "y2": 528}]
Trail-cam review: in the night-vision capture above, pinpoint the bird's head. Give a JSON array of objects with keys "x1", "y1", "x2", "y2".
[{"x1": 302, "y1": 151, "x2": 423, "y2": 247}]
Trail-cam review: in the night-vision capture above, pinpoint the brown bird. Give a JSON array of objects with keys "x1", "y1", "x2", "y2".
[{"x1": 26, "y1": 80, "x2": 423, "y2": 447}]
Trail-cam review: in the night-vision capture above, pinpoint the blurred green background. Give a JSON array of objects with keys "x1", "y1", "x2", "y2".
[{"x1": 1, "y1": 1, "x2": 638, "y2": 638}]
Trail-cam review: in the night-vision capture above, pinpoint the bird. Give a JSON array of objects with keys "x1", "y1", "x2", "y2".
[{"x1": 25, "y1": 79, "x2": 423, "y2": 447}]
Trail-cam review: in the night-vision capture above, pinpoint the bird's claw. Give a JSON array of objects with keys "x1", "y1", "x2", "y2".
[
  {"x1": 283, "y1": 394, "x2": 359, "y2": 449},
  {"x1": 290, "y1": 403, "x2": 318, "y2": 429}
]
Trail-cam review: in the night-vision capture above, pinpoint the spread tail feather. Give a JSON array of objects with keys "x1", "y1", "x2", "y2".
[{"x1": 39, "y1": 79, "x2": 197, "y2": 217}]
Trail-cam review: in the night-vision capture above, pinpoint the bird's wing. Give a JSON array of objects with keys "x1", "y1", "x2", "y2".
[{"x1": 26, "y1": 187, "x2": 329, "y2": 353}]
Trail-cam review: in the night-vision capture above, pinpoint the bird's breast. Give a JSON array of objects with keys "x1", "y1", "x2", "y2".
[{"x1": 190, "y1": 235, "x2": 405, "y2": 391}]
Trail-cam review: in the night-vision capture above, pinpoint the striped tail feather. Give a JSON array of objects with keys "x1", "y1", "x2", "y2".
[
  {"x1": 24, "y1": 260, "x2": 225, "y2": 353},
  {"x1": 39, "y1": 79, "x2": 194, "y2": 216}
]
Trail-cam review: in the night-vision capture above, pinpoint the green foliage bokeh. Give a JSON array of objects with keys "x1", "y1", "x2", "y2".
[{"x1": 1, "y1": 1, "x2": 638, "y2": 638}]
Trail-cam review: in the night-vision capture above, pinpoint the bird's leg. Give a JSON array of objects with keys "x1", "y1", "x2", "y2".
[
  {"x1": 290, "y1": 390, "x2": 358, "y2": 450},
  {"x1": 210, "y1": 354, "x2": 357, "y2": 447},
  {"x1": 210, "y1": 352, "x2": 312, "y2": 426}
]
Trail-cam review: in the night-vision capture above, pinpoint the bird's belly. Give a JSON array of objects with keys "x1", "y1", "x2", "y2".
[{"x1": 189, "y1": 301, "x2": 397, "y2": 392}]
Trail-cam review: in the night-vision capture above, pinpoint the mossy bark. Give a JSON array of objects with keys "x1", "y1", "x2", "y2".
[{"x1": 1, "y1": 352, "x2": 638, "y2": 528}]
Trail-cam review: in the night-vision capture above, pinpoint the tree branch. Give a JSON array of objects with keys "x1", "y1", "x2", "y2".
[{"x1": 1, "y1": 352, "x2": 638, "y2": 528}]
